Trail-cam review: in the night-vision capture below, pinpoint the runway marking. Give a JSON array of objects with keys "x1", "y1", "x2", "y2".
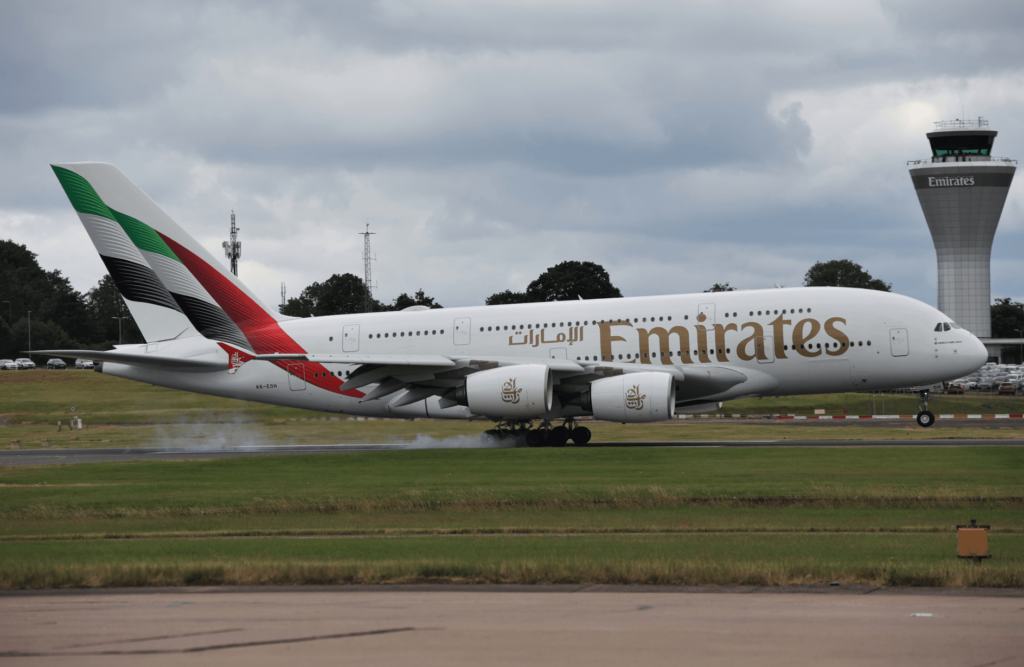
[
  {"x1": 59, "y1": 627, "x2": 242, "y2": 649},
  {"x1": 1, "y1": 626, "x2": 417, "y2": 657}
]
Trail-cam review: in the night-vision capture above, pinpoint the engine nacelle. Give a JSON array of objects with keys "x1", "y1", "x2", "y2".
[
  {"x1": 589, "y1": 372, "x2": 675, "y2": 423},
  {"x1": 463, "y1": 365, "x2": 553, "y2": 418}
]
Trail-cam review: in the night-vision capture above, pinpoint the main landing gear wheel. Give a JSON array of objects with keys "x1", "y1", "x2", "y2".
[
  {"x1": 570, "y1": 426, "x2": 592, "y2": 446},
  {"x1": 526, "y1": 430, "x2": 546, "y2": 447},
  {"x1": 481, "y1": 430, "x2": 498, "y2": 445},
  {"x1": 547, "y1": 426, "x2": 570, "y2": 447}
]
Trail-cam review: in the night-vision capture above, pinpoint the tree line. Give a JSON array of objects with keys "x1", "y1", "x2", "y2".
[
  {"x1": 0, "y1": 240, "x2": 145, "y2": 360},
  {"x1": 8, "y1": 238, "x2": 1023, "y2": 359}
]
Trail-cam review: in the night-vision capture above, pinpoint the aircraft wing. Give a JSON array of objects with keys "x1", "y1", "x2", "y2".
[
  {"x1": 249, "y1": 352, "x2": 776, "y2": 407},
  {"x1": 252, "y1": 353, "x2": 459, "y2": 368}
]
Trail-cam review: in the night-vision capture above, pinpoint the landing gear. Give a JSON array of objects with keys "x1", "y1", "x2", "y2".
[
  {"x1": 481, "y1": 421, "x2": 533, "y2": 447},
  {"x1": 570, "y1": 426, "x2": 592, "y2": 446},
  {"x1": 916, "y1": 391, "x2": 935, "y2": 428},
  {"x1": 480, "y1": 419, "x2": 594, "y2": 447},
  {"x1": 547, "y1": 425, "x2": 570, "y2": 447}
]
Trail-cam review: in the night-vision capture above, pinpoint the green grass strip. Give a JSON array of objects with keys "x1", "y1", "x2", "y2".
[{"x1": 2, "y1": 534, "x2": 1021, "y2": 589}]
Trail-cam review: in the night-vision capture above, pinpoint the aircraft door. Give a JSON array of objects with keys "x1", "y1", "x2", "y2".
[
  {"x1": 698, "y1": 303, "x2": 715, "y2": 326},
  {"x1": 454, "y1": 317, "x2": 471, "y2": 345},
  {"x1": 756, "y1": 336, "x2": 775, "y2": 363},
  {"x1": 890, "y1": 328, "x2": 909, "y2": 357},
  {"x1": 342, "y1": 324, "x2": 359, "y2": 352},
  {"x1": 288, "y1": 364, "x2": 306, "y2": 391},
  {"x1": 549, "y1": 348, "x2": 567, "y2": 359}
]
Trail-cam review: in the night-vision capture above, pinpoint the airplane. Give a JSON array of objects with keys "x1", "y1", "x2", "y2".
[{"x1": 41, "y1": 162, "x2": 988, "y2": 446}]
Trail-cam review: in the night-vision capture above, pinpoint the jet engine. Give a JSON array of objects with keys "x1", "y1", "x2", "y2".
[
  {"x1": 581, "y1": 372, "x2": 675, "y2": 423},
  {"x1": 457, "y1": 365, "x2": 553, "y2": 418}
]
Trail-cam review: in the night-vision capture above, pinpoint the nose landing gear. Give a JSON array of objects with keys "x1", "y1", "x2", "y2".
[{"x1": 916, "y1": 391, "x2": 935, "y2": 428}]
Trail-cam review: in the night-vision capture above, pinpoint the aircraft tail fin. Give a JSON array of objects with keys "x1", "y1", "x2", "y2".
[{"x1": 51, "y1": 162, "x2": 288, "y2": 352}]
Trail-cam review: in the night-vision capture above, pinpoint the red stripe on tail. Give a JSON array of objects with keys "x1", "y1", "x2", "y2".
[{"x1": 163, "y1": 234, "x2": 363, "y2": 398}]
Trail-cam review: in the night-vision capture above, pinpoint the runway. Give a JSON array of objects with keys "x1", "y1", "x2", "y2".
[
  {"x1": 2, "y1": 586, "x2": 1020, "y2": 666},
  {"x1": 2, "y1": 439, "x2": 1024, "y2": 465}
]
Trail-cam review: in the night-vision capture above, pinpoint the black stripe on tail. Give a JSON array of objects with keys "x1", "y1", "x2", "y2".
[
  {"x1": 101, "y1": 256, "x2": 183, "y2": 313},
  {"x1": 172, "y1": 293, "x2": 252, "y2": 351}
]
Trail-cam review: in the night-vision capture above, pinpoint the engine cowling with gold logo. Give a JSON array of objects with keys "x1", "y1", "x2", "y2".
[
  {"x1": 587, "y1": 372, "x2": 675, "y2": 423},
  {"x1": 462, "y1": 365, "x2": 554, "y2": 418}
]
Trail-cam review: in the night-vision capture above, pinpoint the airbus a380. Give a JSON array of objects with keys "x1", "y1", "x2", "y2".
[{"x1": 43, "y1": 163, "x2": 988, "y2": 446}]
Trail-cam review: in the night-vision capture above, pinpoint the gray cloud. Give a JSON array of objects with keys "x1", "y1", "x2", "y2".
[{"x1": 2, "y1": 0, "x2": 1024, "y2": 312}]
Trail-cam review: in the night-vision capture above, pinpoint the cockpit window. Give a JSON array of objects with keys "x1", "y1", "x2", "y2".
[
  {"x1": 943, "y1": 323, "x2": 951, "y2": 331},
  {"x1": 950, "y1": 322, "x2": 962, "y2": 329},
  {"x1": 934, "y1": 323, "x2": 943, "y2": 332}
]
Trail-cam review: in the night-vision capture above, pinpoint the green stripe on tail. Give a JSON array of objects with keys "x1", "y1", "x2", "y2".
[
  {"x1": 51, "y1": 165, "x2": 180, "y2": 263},
  {"x1": 112, "y1": 210, "x2": 179, "y2": 262},
  {"x1": 52, "y1": 166, "x2": 115, "y2": 220}
]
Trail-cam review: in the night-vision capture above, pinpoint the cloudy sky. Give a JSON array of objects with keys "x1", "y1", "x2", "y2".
[{"x1": 3, "y1": 0, "x2": 1024, "y2": 312}]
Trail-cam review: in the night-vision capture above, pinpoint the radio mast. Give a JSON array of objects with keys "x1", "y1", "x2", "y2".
[
  {"x1": 222, "y1": 211, "x2": 241, "y2": 276},
  {"x1": 280, "y1": 282, "x2": 286, "y2": 312},
  {"x1": 359, "y1": 224, "x2": 376, "y2": 312}
]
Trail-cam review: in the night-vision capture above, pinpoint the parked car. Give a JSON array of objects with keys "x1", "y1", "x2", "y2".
[
  {"x1": 46, "y1": 358, "x2": 66, "y2": 370},
  {"x1": 74, "y1": 359, "x2": 94, "y2": 370},
  {"x1": 0, "y1": 359, "x2": 16, "y2": 371},
  {"x1": 977, "y1": 379, "x2": 996, "y2": 391},
  {"x1": 14, "y1": 358, "x2": 35, "y2": 370},
  {"x1": 997, "y1": 382, "x2": 1017, "y2": 396},
  {"x1": 946, "y1": 382, "x2": 965, "y2": 395}
]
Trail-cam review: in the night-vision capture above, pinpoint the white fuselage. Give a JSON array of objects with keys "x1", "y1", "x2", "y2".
[{"x1": 101, "y1": 287, "x2": 988, "y2": 419}]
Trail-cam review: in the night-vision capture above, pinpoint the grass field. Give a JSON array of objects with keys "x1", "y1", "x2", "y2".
[
  {"x1": 4, "y1": 533, "x2": 1021, "y2": 589},
  {"x1": 2, "y1": 370, "x2": 1023, "y2": 589},
  {"x1": 1, "y1": 448, "x2": 1022, "y2": 588}
]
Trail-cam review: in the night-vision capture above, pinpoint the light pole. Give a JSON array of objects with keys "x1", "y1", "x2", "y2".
[
  {"x1": 111, "y1": 316, "x2": 124, "y2": 345},
  {"x1": 27, "y1": 311, "x2": 31, "y2": 361},
  {"x1": 1017, "y1": 328, "x2": 1023, "y2": 365},
  {"x1": 111, "y1": 297, "x2": 127, "y2": 345}
]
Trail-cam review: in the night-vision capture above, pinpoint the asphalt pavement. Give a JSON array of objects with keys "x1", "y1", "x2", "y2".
[
  {"x1": 2, "y1": 587, "x2": 1020, "y2": 665},
  {"x1": 2, "y1": 439, "x2": 1023, "y2": 465}
]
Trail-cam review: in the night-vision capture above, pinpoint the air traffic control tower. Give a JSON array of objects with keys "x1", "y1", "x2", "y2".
[{"x1": 909, "y1": 118, "x2": 1015, "y2": 339}]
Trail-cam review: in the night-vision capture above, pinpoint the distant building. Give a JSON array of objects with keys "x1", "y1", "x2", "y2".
[{"x1": 909, "y1": 118, "x2": 1017, "y2": 362}]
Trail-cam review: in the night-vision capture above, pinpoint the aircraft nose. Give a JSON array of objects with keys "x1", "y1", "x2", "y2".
[{"x1": 967, "y1": 333, "x2": 989, "y2": 370}]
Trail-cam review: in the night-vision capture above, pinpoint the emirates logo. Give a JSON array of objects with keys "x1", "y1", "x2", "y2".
[
  {"x1": 228, "y1": 351, "x2": 243, "y2": 375},
  {"x1": 501, "y1": 378, "x2": 522, "y2": 404},
  {"x1": 625, "y1": 384, "x2": 646, "y2": 410}
]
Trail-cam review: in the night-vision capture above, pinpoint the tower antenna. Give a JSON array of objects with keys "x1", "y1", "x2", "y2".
[
  {"x1": 359, "y1": 224, "x2": 376, "y2": 312},
  {"x1": 222, "y1": 211, "x2": 241, "y2": 276},
  {"x1": 280, "y1": 282, "x2": 286, "y2": 312}
]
